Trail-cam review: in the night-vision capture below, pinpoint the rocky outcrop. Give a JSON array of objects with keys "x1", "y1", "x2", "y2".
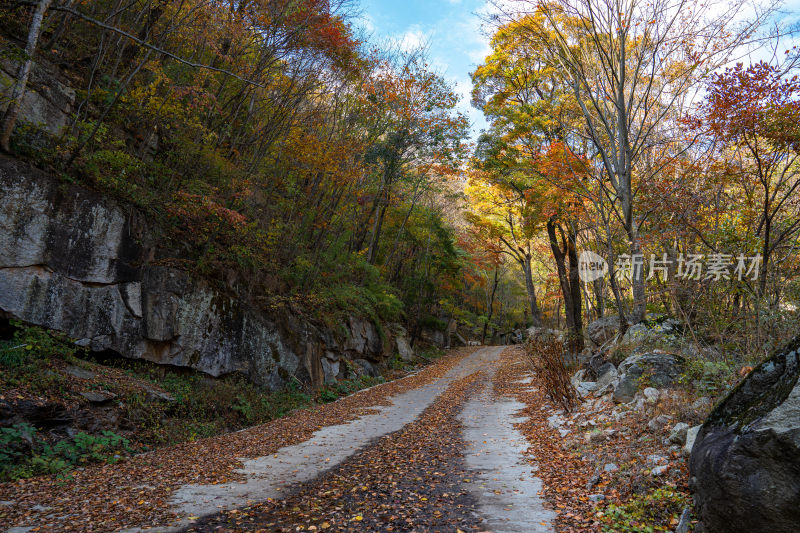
[
  {"x1": 0, "y1": 156, "x2": 400, "y2": 389},
  {"x1": 620, "y1": 318, "x2": 682, "y2": 346},
  {"x1": 586, "y1": 315, "x2": 619, "y2": 346},
  {"x1": 613, "y1": 350, "x2": 685, "y2": 403},
  {"x1": 690, "y1": 336, "x2": 800, "y2": 532}
]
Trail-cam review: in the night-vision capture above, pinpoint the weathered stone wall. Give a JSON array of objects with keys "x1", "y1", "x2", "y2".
[{"x1": 0, "y1": 156, "x2": 407, "y2": 389}]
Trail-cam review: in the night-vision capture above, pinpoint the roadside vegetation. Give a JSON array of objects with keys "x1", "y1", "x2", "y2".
[{"x1": 0, "y1": 321, "x2": 448, "y2": 483}]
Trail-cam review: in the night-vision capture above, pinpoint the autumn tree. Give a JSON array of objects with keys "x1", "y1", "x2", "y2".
[
  {"x1": 466, "y1": 138, "x2": 549, "y2": 328},
  {"x1": 489, "y1": 0, "x2": 778, "y2": 325},
  {"x1": 699, "y1": 61, "x2": 800, "y2": 297},
  {"x1": 471, "y1": 19, "x2": 588, "y2": 345}
]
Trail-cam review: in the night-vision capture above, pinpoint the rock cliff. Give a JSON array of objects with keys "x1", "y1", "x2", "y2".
[{"x1": 0, "y1": 156, "x2": 410, "y2": 389}]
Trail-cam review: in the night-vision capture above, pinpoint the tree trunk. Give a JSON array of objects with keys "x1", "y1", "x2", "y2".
[
  {"x1": 566, "y1": 220, "x2": 584, "y2": 352},
  {"x1": 592, "y1": 277, "x2": 605, "y2": 318},
  {"x1": 0, "y1": 0, "x2": 53, "y2": 152},
  {"x1": 522, "y1": 256, "x2": 543, "y2": 327},
  {"x1": 629, "y1": 236, "x2": 646, "y2": 324},
  {"x1": 547, "y1": 217, "x2": 583, "y2": 353},
  {"x1": 482, "y1": 266, "x2": 499, "y2": 344},
  {"x1": 366, "y1": 201, "x2": 387, "y2": 265},
  {"x1": 759, "y1": 216, "x2": 771, "y2": 296}
]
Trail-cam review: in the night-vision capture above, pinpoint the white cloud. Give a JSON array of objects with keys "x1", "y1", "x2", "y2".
[
  {"x1": 358, "y1": 13, "x2": 376, "y2": 34},
  {"x1": 393, "y1": 25, "x2": 431, "y2": 52}
]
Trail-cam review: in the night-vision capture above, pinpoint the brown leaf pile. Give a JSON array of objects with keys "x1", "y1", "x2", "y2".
[{"x1": 0, "y1": 347, "x2": 479, "y2": 532}]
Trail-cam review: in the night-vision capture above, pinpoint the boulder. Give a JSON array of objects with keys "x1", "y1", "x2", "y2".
[
  {"x1": 619, "y1": 318, "x2": 685, "y2": 348},
  {"x1": 668, "y1": 422, "x2": 690, "y2": 445},
  {"x1": 613, "y1": 373, "x2": 640, "y2": 403},
  {"x1": 586, "y1": 315, "x2": 620, "y2": 346},
  {"x1": 64, "y1": 365, "x2": 95, "y2": 380},
  {"x1": 683, "y1": 425, "x2": 701, "y2": 457},
  {"x1": 0, "y1": 399, "x2": 72, "y2": 428},
  {"x1": 593, "y1": 363, "x2": 619, "y2": 396},
  {"x1": 621, "y1": 323, "x2": 649, "y2": 343},
  {"x1": 690, "y1": 336, "x2": 800, "y2": 532},
  {"x1": 143, "y1": 388, "x2": 175, "y2": 403},
  {"x1": 571, "y1": 369, "x2": 587, "y2": 389},
  {"x1": 396, "y1": 335, "x2": 414, "y2": 362},
  {"x1": 647, "y1": 414, "x2": 671, "y2": 432},
  {"x1": 643, "y1": 387, "x2": 660, "y2": 402},
  {"x1": 618, "y1": 350, "x2": 685, "y2": 388},
  {"x1": 691, "y1": 396, "x2": 713, "y2": 411},
  {"x1": 651, "y1": 465, "x2": 669, "y2": 476},
  {"x1": 675, "y1": 507, "x2": 692, "y2": 533},
  {"x1": 576, "y1": 381, "x2": 598, "y2": 396},
  {"x1": 80, "y1": 391, "x2": 117, "y2": 404},
  {"x1": 352, "y1": 359, "x2": 380, "y2": 378},
  {"x1": 526, "y1": 327, "x2": 564, "y2": 343}
]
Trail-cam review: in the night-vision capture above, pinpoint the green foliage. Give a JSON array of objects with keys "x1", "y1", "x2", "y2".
[
  {"x1": 0, "y1": 423, "x2": 131, "y2": 482},
  {"x1": 389, "y1": 353, "x2": 414, "y2": 371},
  {"x1": 0, "y1": 321, "x2": 77, "y2": 364},
  {"x1": 601, "y1": 488, "x2": 690, "y2": 533},
  {"x1": 681, "y1": 359, "x2": 737, "y2": 396},
  {"x1": 1, "y1": 0, "x2": 475, "y2": 343},
  {"x1": 116, "y1": 358, "x2": 315, "y2": 445},
  {"x1": 317, "y1": 375, "x2": 385, "y2": 403},
  {"x1": 419, "y1": 315, "x2": 448, "y2": 331},
  {"x1": 0, "y1": 321, "x2": 80, "y2": 392}
]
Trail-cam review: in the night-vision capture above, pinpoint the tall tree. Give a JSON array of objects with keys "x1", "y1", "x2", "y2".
[{"x1": 495, "y1": 0, "x2": 777, "y2": 324}]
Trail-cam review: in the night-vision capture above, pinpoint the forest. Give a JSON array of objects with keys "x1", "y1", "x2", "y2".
[
  {"x1": 1, "y1": 0, "x2": 797, "y2": 355},
  {"x1": 0, "y1": 0, "x2": 799, "y2": 531}
]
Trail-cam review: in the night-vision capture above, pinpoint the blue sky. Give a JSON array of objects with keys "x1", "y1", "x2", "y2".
[
  {"x1": 356, "y1": 0, "x2": 492, "y2": 139},
  {"x1": 355, "y1": 0, "x2": 800, "y2": 142}
]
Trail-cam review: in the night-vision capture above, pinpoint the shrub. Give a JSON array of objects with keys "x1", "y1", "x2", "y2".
[
  {"x1": 0, "y1": 424, "x2": 132, "y2": 482},
  {"x1": 681, "y1": 359, "x2": 738, "y2": 396},
  {"x1": 0, "y1": 322, "x2": 80, "y2": 391},
  {"x1": 523, "y1": 335, "x2": 578, "y2": 412}
]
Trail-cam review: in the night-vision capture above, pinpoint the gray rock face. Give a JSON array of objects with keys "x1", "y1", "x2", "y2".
[
  {"x1": 586, "y1": 315, "x2": 619, "y2": 346},
  {"x1": 0, "y1": 59, "x2": 76, "y2": 136},
  {"x1": 0, "y1": 157, "x2": 391, "y2": 390},
  {"x1": 352, "y1": 359, "x2": 379, "y2": 378},
  {"x1": 690, "y1": 336, "x2": 800, "y2": 533}
]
